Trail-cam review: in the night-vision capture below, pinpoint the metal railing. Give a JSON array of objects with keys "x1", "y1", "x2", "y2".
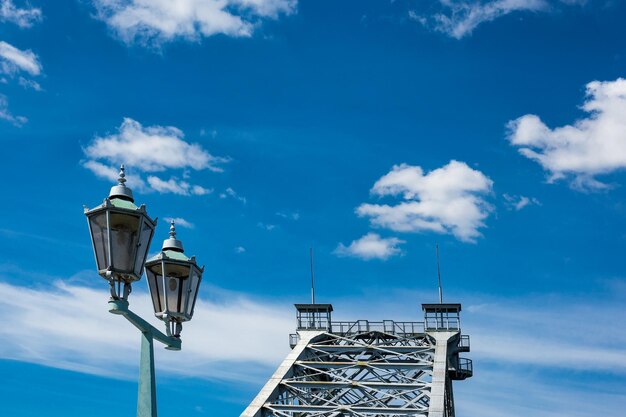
[
  {"x1": 297, "y1": 318, "x2": 332, "y2": 330},
  {"x1": 424, "y1": 317, "x2": 460, "y2": 331},
  {"x1": 296, "y1": 318, "x2": 463, "y2": 335},
  {"x1": 329, "y1": 320, "x2": 425, "y2": 335},
  {"x1": 458, "y1": 334, "x2": 470, "y2": 349},
  {"x1": 458, "y1": 357, "x2": 473, "y2": 373}
]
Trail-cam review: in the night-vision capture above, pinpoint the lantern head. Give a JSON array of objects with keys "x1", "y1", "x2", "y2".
[
  {"x1": 145, "y1": 221, "x2": 204, "y2": 337},
  {"x1": 84, "y1": 165, "x2": 157, "y2": 299}
]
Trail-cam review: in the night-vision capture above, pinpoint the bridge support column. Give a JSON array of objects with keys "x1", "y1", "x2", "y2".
[{"x1": 428, "y1": 332, "x2": 456, "y2": 417}]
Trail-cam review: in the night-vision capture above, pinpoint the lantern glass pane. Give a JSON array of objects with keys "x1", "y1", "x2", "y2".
[
  {"x1": 165, "y1": 263, "x2": 190, "y2": 314},
  {"x1": 133, "y1": 219, "x2": 154, "y2": 277},
  {"x1": 109, "y1": 212, "x2": 140, "y2": 273},
  {"x1": 186, "y1": 268, "x2": 201, "y2": 318},
  {"x1": 88, "y1": 212, "x2": 108, "y2": 271},
  {"x1": 146, "y1": 265, "x2": 164, "y2": 315}
]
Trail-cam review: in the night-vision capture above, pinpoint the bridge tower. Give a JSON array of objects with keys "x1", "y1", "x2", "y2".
[{"x1": 241, "y1": 302, "x2": 472, "y2": 417}]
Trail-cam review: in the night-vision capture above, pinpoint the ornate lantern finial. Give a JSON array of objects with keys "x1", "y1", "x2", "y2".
[
  {"x1": 162, "y1": 220, "x2": 184, "y2": 252},
  {"x1": 109, "y1": 164, "x2": 134, "y2": 202},
  {"x1": 118, "y1": 164, "x2": 127, "y2": 185}
]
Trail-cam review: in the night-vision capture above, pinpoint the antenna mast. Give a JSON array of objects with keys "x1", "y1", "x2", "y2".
[
  {"x1": 310, "y1": 247, "x2": 316, "y2": 304},
  {"x1": 436, "y1": 243, "x2": 443, "y2": 304}
]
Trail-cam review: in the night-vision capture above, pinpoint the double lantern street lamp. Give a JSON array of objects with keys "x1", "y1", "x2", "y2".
[{"x1": 84, "y1": 165, "x2": 204, "y2": 417}]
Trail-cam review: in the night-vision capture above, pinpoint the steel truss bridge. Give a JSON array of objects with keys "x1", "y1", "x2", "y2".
[{"x1": 242, "y1": 303, "x2": 472, "y2": 417}]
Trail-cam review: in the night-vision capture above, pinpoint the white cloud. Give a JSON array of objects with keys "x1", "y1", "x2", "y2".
[
  {"x1": 220, "y1": 187, "x2": 247, "y2": 203},
  {"x1": 83, "y1": 118, "x2": 225, "y2": 196},
  {"x1": 0, "y1": 40, "x2": 42, "y2": 76},
  {"x1": 0, "y1": 9, "x2": 43, "y2": 123},
  {"x1": 192, "y1": 184, "x2": 213, "y2": 195},
  {"x1": 91, "y1": 0, "x2": 297, "y2": 46},
  {"x1": 164, "y1": 217, "x2": 194, "y2": 229},
  {"x1": 82, "y1": 160, "x2": 148, "y2": 191},
  {"x1": 3, "y1": 273, "x2": 626, "y2": 416},
  {"x1": 2, "y1": 262, "x2": 626, "y2": 417},
  {"x1": 17, "y1": 76, "x2": 41, "y2": 91},
  {"x1": 85, "y1": 118, "x2": 228, "y2": 173},
  {"x1": 0, "y1": 0, "x2": 42, "y2": 28},
  {"x1": 508, "y1": 78, "x2": 626, "y2": 191},
  {"x1": 235, "y1": 246, "x2": 246, "y2": 253},
  {"x1": 147, "y1": 175, "x2": 210, "y2": 196},
  {"x1": 457, "y1": 366, "x2": 626, "y2": 417},
  {"x1": 0, "y1": 94, "x2": 26, "y2": 126},
  {"x1": 276, "y1": 211, "x2": 300, "y2": 220},
  {"x1": 502, "y1": 193, "x2": 540, "y2": 211},
  {"x1": 257, "y1": 222, "x2": 275, "y2": 231},
  {"x1": 465, "y1": 295, "x2": 626, "y2": 374},
  {"x1": 0, "y1": 279, "x2": 293, "y2": 382},
  {"x1": 334, "y1": 232, "x2": 404, "y2": 261},
  {"x1": 357, "y1": 161, "x2": 493, "y2": 242},
  {"x1": 411, "y1": 0, "x2": 581, "y2": 39}
]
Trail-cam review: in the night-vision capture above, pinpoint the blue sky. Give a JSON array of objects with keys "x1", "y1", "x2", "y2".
[{"x1": 1, "y1": 0, "x2": 626, "y2": 416}]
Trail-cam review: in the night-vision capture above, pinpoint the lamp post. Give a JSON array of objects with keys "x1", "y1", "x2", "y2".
[{"x1": 84, "y1": 165, "x2": 204, "y2": 417}]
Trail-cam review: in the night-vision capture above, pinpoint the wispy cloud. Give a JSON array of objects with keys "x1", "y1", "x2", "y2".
[
  {"x1": 83, "y1": 118, "x2": 225, "y2": 196},
  {"x1": 457, "y1": 366, "x2": 626, "y2": 417},
  {"x1": 257, "y1": 222, "x2": 275, "y2": 231},
  {"x1": 276, "y1": 211, "x2": 300, "y2": 221},
  {"x1": 0, "y1": 0, "x2": 42, "y2": 28},
  {"x1": 0, "y1": 40, "x2": 41, "y2": 77},
  {"x1": 1, "y1": 272, "x2": 626, "y2": 416},
  {"x1": 0, "y1": 280, "x2": 292, "y2": 382},
  {"x1": 2, "y1": 276, "x2": 626, "y2": 408},
  {"x1": 410, "y1": 0, "x2": 581, "y2": 39},
  {"x1": 357, "y1": 161, "x2": 493, "y2": 242},
  {"x1": 0, "y1": 94, "x2": 26, "y2": 126},
  {"x1": 220, "y1": 187, "x2": 246, "y2": 204},
  {"x1": 508, "y1": 78, "x2": 626, "y2": 191},
  {"x1": 82, "y1": 160, "x2": 147, "y2": 191},
  {"x1": 164, "y1": 217, "x2": 195, "y2": 229},
  {"x1": 147, "y1": 176, "x2": 212, "y2": 196},
  {"x1": 0, "y1": 4, "x2": 43, "y2": 126},
  {"x1": 503, "y1": 193, "x2": 540, "y2": 210},
  {"x1": 335, "y1": 232, "x2": 404, "y2": 261},
  {"x1": 91, "y1": 0, "x2": 297, "y2": 47},
  {"x1": 17, "y1": 75, "x2": 41, "y2": 91},
  {"x1": 466, "y1": 296, "x2": 626, "y2": 373}
]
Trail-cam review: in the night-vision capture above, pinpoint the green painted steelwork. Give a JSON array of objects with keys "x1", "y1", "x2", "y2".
[
  {"x1": 138, "y1": 331, "x2": 156, "y2": 417},
  {"x1": 108, "y1": 299, "x2": 181, "y2": 417},
  {"x1": 110, "y1": 197, "x2": 139, "y2": 210}
]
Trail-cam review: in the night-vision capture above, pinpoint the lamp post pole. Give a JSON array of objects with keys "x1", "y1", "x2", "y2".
[
  {"x1": 109, "y1": 299, "x2": 180, "y2": 417},
  {"x1": 85, "y1": 165, "x2": 204, "y2": 417}
]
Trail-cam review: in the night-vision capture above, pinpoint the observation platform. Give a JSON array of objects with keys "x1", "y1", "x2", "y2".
[{"x1": 290, "y1": 303, "x2": 473, "y2": 380}]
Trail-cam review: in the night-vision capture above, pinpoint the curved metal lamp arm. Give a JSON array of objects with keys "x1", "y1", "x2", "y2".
[
  {"x1": 107, "y1": 299, "x2": 181, "y2": 417},
  {"x1": 108, "y1": 299, "x2": 181, "y2": 350}
]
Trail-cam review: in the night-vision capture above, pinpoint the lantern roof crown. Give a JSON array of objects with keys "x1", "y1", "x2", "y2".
[
  {"x1": 163, "y1": 250, "x2": 191, "y2": 261},
  {"x1": 145, "y1": 248, "x2": 195, "y2": 264},
  {"x1": 109, "y1": 165, "x2": 135, "y2": 202},
  {"x1": 109, "y1": 197, "x2": 138, "y2": 210},
  {"x1": 146, "y1": 222, "x2": 202, "y2": 267}
]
